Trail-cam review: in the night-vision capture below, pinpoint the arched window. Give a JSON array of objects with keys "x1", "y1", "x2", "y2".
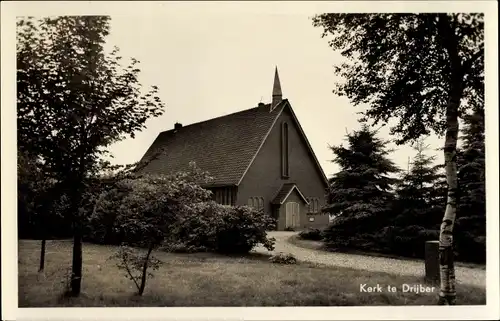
[
  {"x1": 248, "y1": 197, "x2": 264, "y2": 210},
  {"x1": 281, "y1": 122, "x2": 289, "y2": 178},
  {"x1": 259, "y1": 197, "x2": 264, "y2": 210}
]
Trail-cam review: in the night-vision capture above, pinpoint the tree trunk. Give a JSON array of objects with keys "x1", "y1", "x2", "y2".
[
  {"x1": 38, "y1": 238, "x2": 46, "y2": 272},
  {"x1": 37, "y1": 194, "x2": 50, "y2": 272},
  {"x1": 438, "y1": 84, "x2": 462, "y2": 305},
  {"x1": 38, "y1": 209, "x2": 47, "y2": 272},
  {"x1": 138, "y1": 243, "x2": 154, "y2": 296},
  {"x1": 70, "y1": 223, "x2": 83, "y2": 296},
  {"x1": 69, "y1": 184, "x2": 84, "y2": 297}
]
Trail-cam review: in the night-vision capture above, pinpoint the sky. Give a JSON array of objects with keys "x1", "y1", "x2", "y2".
[{"x1": 104, "y1": 11, "x2": 445, "y2": 178}]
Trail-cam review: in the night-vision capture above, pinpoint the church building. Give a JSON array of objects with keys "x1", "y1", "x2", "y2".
[{"x1": 138, "y1": 68, "x2": 329, "y2": 230}]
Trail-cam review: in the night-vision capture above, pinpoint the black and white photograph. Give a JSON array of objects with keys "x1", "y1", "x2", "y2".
[{"x1": 1, "y1": 1, "x2": 498, "y2": 320}]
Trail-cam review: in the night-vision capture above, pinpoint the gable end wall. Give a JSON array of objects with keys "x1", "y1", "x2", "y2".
[{"x1": 237, "y1": 105, "x2": 328, "y2": 229}]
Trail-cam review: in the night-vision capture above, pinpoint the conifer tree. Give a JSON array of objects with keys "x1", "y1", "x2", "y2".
[
  {"x1": 455, "y1": 101, "x2": 485, "y2": 262},
  {"x1": 322, "y1": 124, "x2": 400, "y2": 249},
  {"x1": 312, "y1": 13, "x2": 483, "y2": 304},
  {"x1": 393, "y1": 140, "x2": 447, "y2": 229},
  {"x1": 457, "y1": 102, "x2": 485, "y2": 222}
]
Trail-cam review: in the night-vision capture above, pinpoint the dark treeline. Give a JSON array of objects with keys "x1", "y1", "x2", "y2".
[{"x1": 320, "y1": 107, "x2": 485, "y2": 263}]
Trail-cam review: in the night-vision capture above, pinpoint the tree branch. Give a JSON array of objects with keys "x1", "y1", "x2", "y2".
[
  {"x1": 123, "y1": 261, "x2": 140, "y2": 291},
  {"x1": 462, "y1": 46, "x2": 484, "y2": 75}
]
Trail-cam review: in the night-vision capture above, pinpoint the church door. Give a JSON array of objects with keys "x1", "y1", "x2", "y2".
[{"x1": 285, "y1": 202, "x2": 300, "y2": 229}]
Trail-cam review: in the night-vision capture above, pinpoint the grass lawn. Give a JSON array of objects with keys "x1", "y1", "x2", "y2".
[{"x1": 18, "y1": 239, "x2": 486, "y2": 307}]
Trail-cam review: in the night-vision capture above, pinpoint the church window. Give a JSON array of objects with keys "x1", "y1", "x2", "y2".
[{"x1": 281, "y1": 122, "x2": 289, "y2": 178}]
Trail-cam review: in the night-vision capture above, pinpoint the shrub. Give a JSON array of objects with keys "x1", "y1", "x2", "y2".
[
  {"x1": 298, "y1": 228, "x2": 323, "y2": 241},
  {"x1": 90, "y1": 163, "x2": 213, "y2": 295},
  {"x1": 269, "y1": 252, "x2": 297, "y2": 264},
  {"x1": 322, "y1": 215, "x2": 378, "y2": 251},
  {"x1": 83, "y1": 185, "x2": 130, "y2": 245},
  {"x1": 109, "y1": 245, "x2": 162, "y2": 296},
  {"x1": 168, "y1": 202, "x2": 276, "y2": 254},
  {"x1": 214, "y1": 205, "x2": 276, "y2": 254},
  {"x1": 376, "y1": 225, "x2": 440, "y2": 258},
  {"x1": 454, "y1": 215, "x2": 486, "y2": 263},
  {"x1": 284, "y1": 226, "x2": 295, "y2": 231},
  {"x1": 86, "y1": 166, "x2": 276, "y2": 256}
]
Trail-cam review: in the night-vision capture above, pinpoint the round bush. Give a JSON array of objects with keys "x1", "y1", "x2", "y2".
[{"x1": 298, "y1": 228, "x2": 323, "y2": 241}]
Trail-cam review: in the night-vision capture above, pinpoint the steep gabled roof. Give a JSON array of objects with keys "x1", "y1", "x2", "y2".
[
  {"x1": 276, "y1": 101, "x2": 329, "y2": 187},
  {"x1": 138, "y1": 99, "x2": 329, "y2": 187},
  {"x1": 138, "y1": 101, "x2": 286, "y2": 186},
  {"x1": 272, "y1": 183, "x2": 309, "y2": 205}
]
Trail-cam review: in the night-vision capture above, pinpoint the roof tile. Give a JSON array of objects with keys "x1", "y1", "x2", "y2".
[{"x1": 139, "y1": 101, "x2": 286, "y2": 186}]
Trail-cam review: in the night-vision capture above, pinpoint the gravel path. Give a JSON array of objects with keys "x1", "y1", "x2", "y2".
[{"x1": 252, "y1": 231, "x2": 486, "y2": 288}]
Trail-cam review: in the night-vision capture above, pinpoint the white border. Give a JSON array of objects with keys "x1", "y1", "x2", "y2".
[{"x1": 2, "y1": 1, "x2": 499, "y2": 320}]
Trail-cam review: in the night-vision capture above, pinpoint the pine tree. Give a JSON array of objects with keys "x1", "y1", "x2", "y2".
[
  {"x1": 393, "y1": 140, "x2": 447, "y2": 229},
  {"x1": 454, "y1": 102, "x2": 485, "y2": 262},
  {"x1": 312, "y1": 13, "x2": 484, "y2": 304},
  {"x1": 457, "y1": 102, "x2": 485, "y2": 223},
  {"x1": 322, "y1": 124, "x2": 400, "y2": 250}
]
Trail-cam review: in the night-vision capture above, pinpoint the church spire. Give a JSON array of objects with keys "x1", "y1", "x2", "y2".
[{"x1": 271, "y1": 66, "x2": 282, "y2": 111}]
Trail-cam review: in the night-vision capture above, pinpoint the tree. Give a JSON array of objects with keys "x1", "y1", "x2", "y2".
[
  {"x1": 457, "y1": 100, "x2": 485, "y2": 221},
  {"x1": 322, "y1": 125, "x2": 400, "y2": 249},
  {"x1": 16, "y1": 16, "x2": 165, "y2": 296},
  {"x1": 455, "y1": 100, "x2": 485, "y2": 262},
  {"x1": 97, "y1": 162, "x2": 212, "y2": 295},
  {"x1": 312, "y1": 13, "x2": 484, "y2": 304},
  {"x1": 17, "y1": 150, "x2": 71, "y2": 271},
  {"x1": 393, "y1": 140, "x2": 446, "y2": 229}
]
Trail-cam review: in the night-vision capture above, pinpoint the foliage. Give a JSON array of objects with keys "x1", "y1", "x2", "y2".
[
  {"x1": 453, "y1": 225, "x2": 486, "y2": 263},
  {"x1": 110, "y1": 245, "x2": 162, "y2": 296},
  {"x1": 313, "y1": 13, "x2": 484, "y2": 303},
  {"x1": 392, "y1": 140, "x2": 446, "y2": 228},
  {"x1": 93, "y1": 162, "x2": 213, "y2": 248},
  {"x1": 323, "y1": 216, "x2": 377, "y2": 251},
  {"x1": 323, "y1": 125, "x2": 400, "y2": 219},
  {"x1": 269, "y1": 252, "x2": 297, "y2": 265},
  {"x1": 312, "y1": 13, "x2": 484, "y2": 144},
  {"x1": 454, "y1": 102, "x2": 485, "y2": 263},
  {"x1": 456, "y1": 102, "x2": 485, "y2": 227},
  {"x1": 213, "y1": 205, "x2": 276, "y2": 254},
  {"x1": 321, "y1": 130, "x2": 483, "y2": 263},
  {"x1": 17, "y1": 15, "x2": 165, "y2": 295},
  {"x1": 168, "y1": 202, "x2": 276, "y2": 254},
  {"x1": 17, "y1": 150, "x2": 73, "y2": 240},
  {"x1": 298, "y1": 228, "x2": 323, "y2": 241},
  {"x1": 376, "y1": 225, "x2": 440, "y2": 258},
  {"x1": 283, "y1": 226, "x2": 295, "y2": 232},
  {"x1": 17, "y1": 16, "x2": 165, "y2": 182},
  {"x1": 83, "y1": 181, "x2": 130, "y2": 245},
  {"x1": 93, "y1": 163, "x2": 212, "y2": 295},
  {"x1": 322, "y1": 125, "x2": 400, "y2": 248},
  {"x1": 87, "y1": 164, "x2": 275, "y2": 256}
]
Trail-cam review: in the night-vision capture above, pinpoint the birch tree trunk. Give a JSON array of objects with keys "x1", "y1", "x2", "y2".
[
  {"x1": 436, "y1": 14, "x2": 463, "y2": 306},
  {"x1": 438, "y1": 84, "x2": 462, "y2": 305}
]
